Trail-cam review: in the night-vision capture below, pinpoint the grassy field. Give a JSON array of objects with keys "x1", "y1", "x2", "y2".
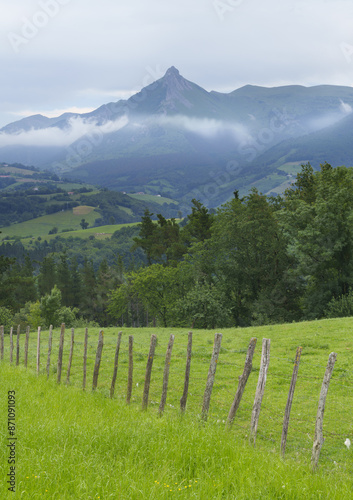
[
  {"x1": 0, "y1": 206, "x2": 101, "y2": 240},
  {"x1": 0, "y1": 318, "x2": 353, "y2": 498},
  {"x1": 129, "y1": 194, "x2": 178, "y2": 206}
]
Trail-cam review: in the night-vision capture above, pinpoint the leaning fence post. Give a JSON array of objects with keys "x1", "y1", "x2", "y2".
[
  {"x1": 311, "y1": 352, "x2": 337, "y2": 471},
  {"x1": 24, "y1": 326, "x2": 30, "y2": 368},
  {"x1": 126, "y1": 335, "x2": 134, "y2": 404},
  {"x1": 110, "y1": 331, "x2": 122, "y2": 398},
  {"x1": 92, "y1": 330, "x2": 104, "y2": 390},
  {"x1": 66, "y1": 328, "x2": 75, "y2": 384},
  {"x1": 281, "y1": 346, "x2": 302, "y2": 457},
  {"x1": 10, "y1": 327, "x2": 13, "y2": 364},
  {"x1": 36, "y1": 326, "x2": 41, "y2": 375},
  {"x1": 16, "y1": 325, "x2": 20, "y2": 366},
  {"x1": 83, "y1": 328, "x2": 88, "y2": 390},
  {"x1": 180, "y1": 331, "x2": 193, "y2": 413},
  {"x1": 250, "y1": 338, "x2": 271, "y2": 445},
  {"x1": 46, "y1": 325, "x2": 53, "y2": 379},
  {"x1": 57, "y1": 323, "x2": 65, "y2": 383},
  {"x1": 0, "y1": 325, "x2": 4, "y2": 361},
  {"x1": 159, "y1": 334, "x2": 175, "y2": 416},
  {"x1": 201, "y1": 333, "x2": 223, "y2": 421},
  {"x1": 142, "y1": 334, "x2": 157, "y2": 410},
  {"x1": 227, "y1": 337, "x2": 257, "y2": 427}
]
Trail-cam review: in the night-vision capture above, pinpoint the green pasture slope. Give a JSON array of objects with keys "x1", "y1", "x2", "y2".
[
  {"x1": 1, "y1": 318, "x2": 353, "y2": 498},
  {"x1": 0, "y1": 206, "x2": 100, "y2": 240},
  {"x1": 0, "y1": 207, "x2": 138, "y2": 243}
]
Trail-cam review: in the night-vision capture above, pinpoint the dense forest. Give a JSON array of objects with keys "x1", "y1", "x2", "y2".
[{"x1": 1, "y1": 162, "x2": 353, "y2": 331}]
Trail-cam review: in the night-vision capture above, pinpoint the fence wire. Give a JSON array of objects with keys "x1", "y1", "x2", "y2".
[{"x1": 1, "y1": 325, "x2": 352, "y2": 471}]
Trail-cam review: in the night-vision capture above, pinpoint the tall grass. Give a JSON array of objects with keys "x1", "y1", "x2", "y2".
[{"x1": 1, "y1": 318, "x2": 353, "y2": 498}]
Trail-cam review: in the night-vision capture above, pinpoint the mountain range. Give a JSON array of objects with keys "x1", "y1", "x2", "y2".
[{"x1": 1, "y1": 66, "x2": 353, "y2": 207}]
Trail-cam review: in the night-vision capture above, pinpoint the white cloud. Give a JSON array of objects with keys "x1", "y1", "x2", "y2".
[
  {"x1": 340, "y1": 100, "x2": 353, "y2": 114},
  {"x1": 0, "y1": 116, "x2": 129, "y2": 147},
  {"x1": 156, "y1": 115, "x2": 251, "y2": 144},
  {"x1": 306, "y1": 101, "x2": 353, "y2": 132}
]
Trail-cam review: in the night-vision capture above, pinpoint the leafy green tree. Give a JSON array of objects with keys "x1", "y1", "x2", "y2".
[
  {"x1": 109, "y1": 264, "x2": 183, "y2": 327},
  {"x1": 175, "y1": 281, "x2": 232, "y2": 329},
  {"x1": 133, "y1": 210, "x2": 185, "y2": 266},
  {"x1": 41, "y1": 285, "x2": 62, "y2": 327},
  {"x1": 57, "y1": 253, "x2": 73, "y2": 306},
  {"x1": 80, "y1": 219, "x2": 89, "y2": 229},
  {"x1": 70, "y1": 258, "x2": 82, "y2": 308},
  {"x1": 325, "y1": 291, "x2": 353, "y2": 318},
  {"x1": 27, "y1": 301, "x2": 43, "y2": 330},
  {"x1": 80, "y1": 259, "x2": 97, "y2": 321},
  {"x1": 38, "y1": 255, "x2": 57, "y2": 296},
  {"x1": 282, "y1": 163, "x2": 353, "y2": 318},
  {"x1": 181, "y1": 199, "x2": 214, "y2": 244},
  {"x1": 210, "y1": 189, "x2": 299, "y2": 325},
  {"x1": 0, "y1": 306, "x2": 13, "y2": 332}
]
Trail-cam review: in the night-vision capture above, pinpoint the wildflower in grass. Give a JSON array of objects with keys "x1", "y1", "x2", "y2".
[{"x1": 344, "y1": 438, "x2": 351, "y2": 449}]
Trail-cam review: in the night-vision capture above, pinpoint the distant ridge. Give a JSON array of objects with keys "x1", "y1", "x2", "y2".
[{"x1": 1, "y1": 67, "x2": 353, "y2": 206}]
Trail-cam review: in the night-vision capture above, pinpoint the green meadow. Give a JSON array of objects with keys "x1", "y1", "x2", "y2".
[
  {"x1": 0, "y1": 207, "x2": 100, "y2": 240},
  {"x1": 1, "y1": 318, "x2": 353, "y2": 498},
  {"x1": 0, "y1": 207, "x2": 138, "y2": 243}
]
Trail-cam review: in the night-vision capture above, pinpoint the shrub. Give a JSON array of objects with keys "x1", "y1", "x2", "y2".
[
  {"x1": 0, "y1": 306, "x2": 13, "y2": 332},
  {"x1": 325, "y1": 291, "x2": 353, "y2": 318}
]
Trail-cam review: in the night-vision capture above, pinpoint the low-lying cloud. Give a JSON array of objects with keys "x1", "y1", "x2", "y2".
[
  {"x1": 0, "y1": 113, "x2": 252, "y2": 149},
  {"x1": 156, "y1": 115, "x2": 252, "y2": 144},
  {"x1": 306, "y1": 101, "x2": 353, "y2": 133},
  {"x1": 0, "y1": 115, "x2": 129, "y2": 147}
]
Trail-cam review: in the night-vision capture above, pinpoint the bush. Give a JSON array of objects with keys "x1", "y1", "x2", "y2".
[
  {"x1": 325, "y1": 291, "x2": 353, "y2": 318},
  {"x1": 0, "y1": 307, "x2": 14, "y2": 332},
  {"x1": 57, "y1": 306, "x2": 79, "y2": 327}
]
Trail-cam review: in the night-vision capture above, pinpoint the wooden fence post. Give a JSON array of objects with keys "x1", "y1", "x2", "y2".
[
  {"x1": 0, "y1": 325, "x2": 4, "y2": 361},
  {"x1": 66, "y1": 328, "x2": 75, "y2": 384},
  {"x1": 24, "y1": 326, "x2": 30, "y2": 368},
  {"x1": 92, "y1": 330, "x2": 104, "y2": 390},
  {"x1": 36, "y1": 326, "x2": 41, "y2": 375},
  {"x1": 46, "y1": 325, "x2": 53, "y2": 379},
  {"x1": 180, "y1": 331, "x2": 193, "y2": 413},
  {"x1": 227, "y1": 337, "x2": 257, "y2": 426},
  {"x1": 281, "y1": 346, "x2": 302, "y2": 457},
  {"x1": 10, "y1": 327, "x2": 13, "y2": 364},
  {"x1": 201, "y1": 333, "x2": 223, "y2": 421},
  {"x1": 311, "y1": 352, "x2": 337, "y2": 471},
  {"x1": 142, "y1": 334, "x2": 157, "y2": 410},
  {"x1": 159, "y1": 334, "x2": 175, "y2": 416},
  {"x1": 126, "y1": 335, "x2": 134, "y2": 404},
  {"x1": 16, "y1": 325, "x2": 20, "y2": 366},
  {"x1": 57, "y1": 323, "x2": 65, "y2": 383},
  {"x1": 110, "y1": 331, "x2": 122, "y2": 398},
  {"x1": 83, "y1": 328, "x2": 88, "y2": 390},
  {"x1": 250, "y1": 338, "x2": 271, "y2": 445}
]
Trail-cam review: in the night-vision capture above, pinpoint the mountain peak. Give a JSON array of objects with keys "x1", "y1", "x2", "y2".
[{"x1": 165, "y1": 66, "x2": 180, "y2": 77}]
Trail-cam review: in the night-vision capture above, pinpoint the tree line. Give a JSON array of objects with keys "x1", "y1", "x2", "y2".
[{"x1": 1, "y1": 162, "x2": 353, "y2": 330}]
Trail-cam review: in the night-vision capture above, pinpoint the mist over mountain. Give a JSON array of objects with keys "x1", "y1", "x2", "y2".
[{"x1": 1, "y1": 66, "x2": 353, "y2": 207}]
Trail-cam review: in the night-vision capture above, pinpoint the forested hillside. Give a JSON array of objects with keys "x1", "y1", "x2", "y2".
[{"x1": 1, "y1": 162, "x2": 353, "y2": 330}]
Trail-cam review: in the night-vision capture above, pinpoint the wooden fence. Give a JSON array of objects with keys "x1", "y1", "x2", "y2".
[{"x1": 0, "y1": 324, "x2": 340, "y2": 470}]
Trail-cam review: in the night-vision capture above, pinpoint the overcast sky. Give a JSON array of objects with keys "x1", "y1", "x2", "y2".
[{"x1": 1, "y1": 0, "x2": 353, "y2": 128}]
